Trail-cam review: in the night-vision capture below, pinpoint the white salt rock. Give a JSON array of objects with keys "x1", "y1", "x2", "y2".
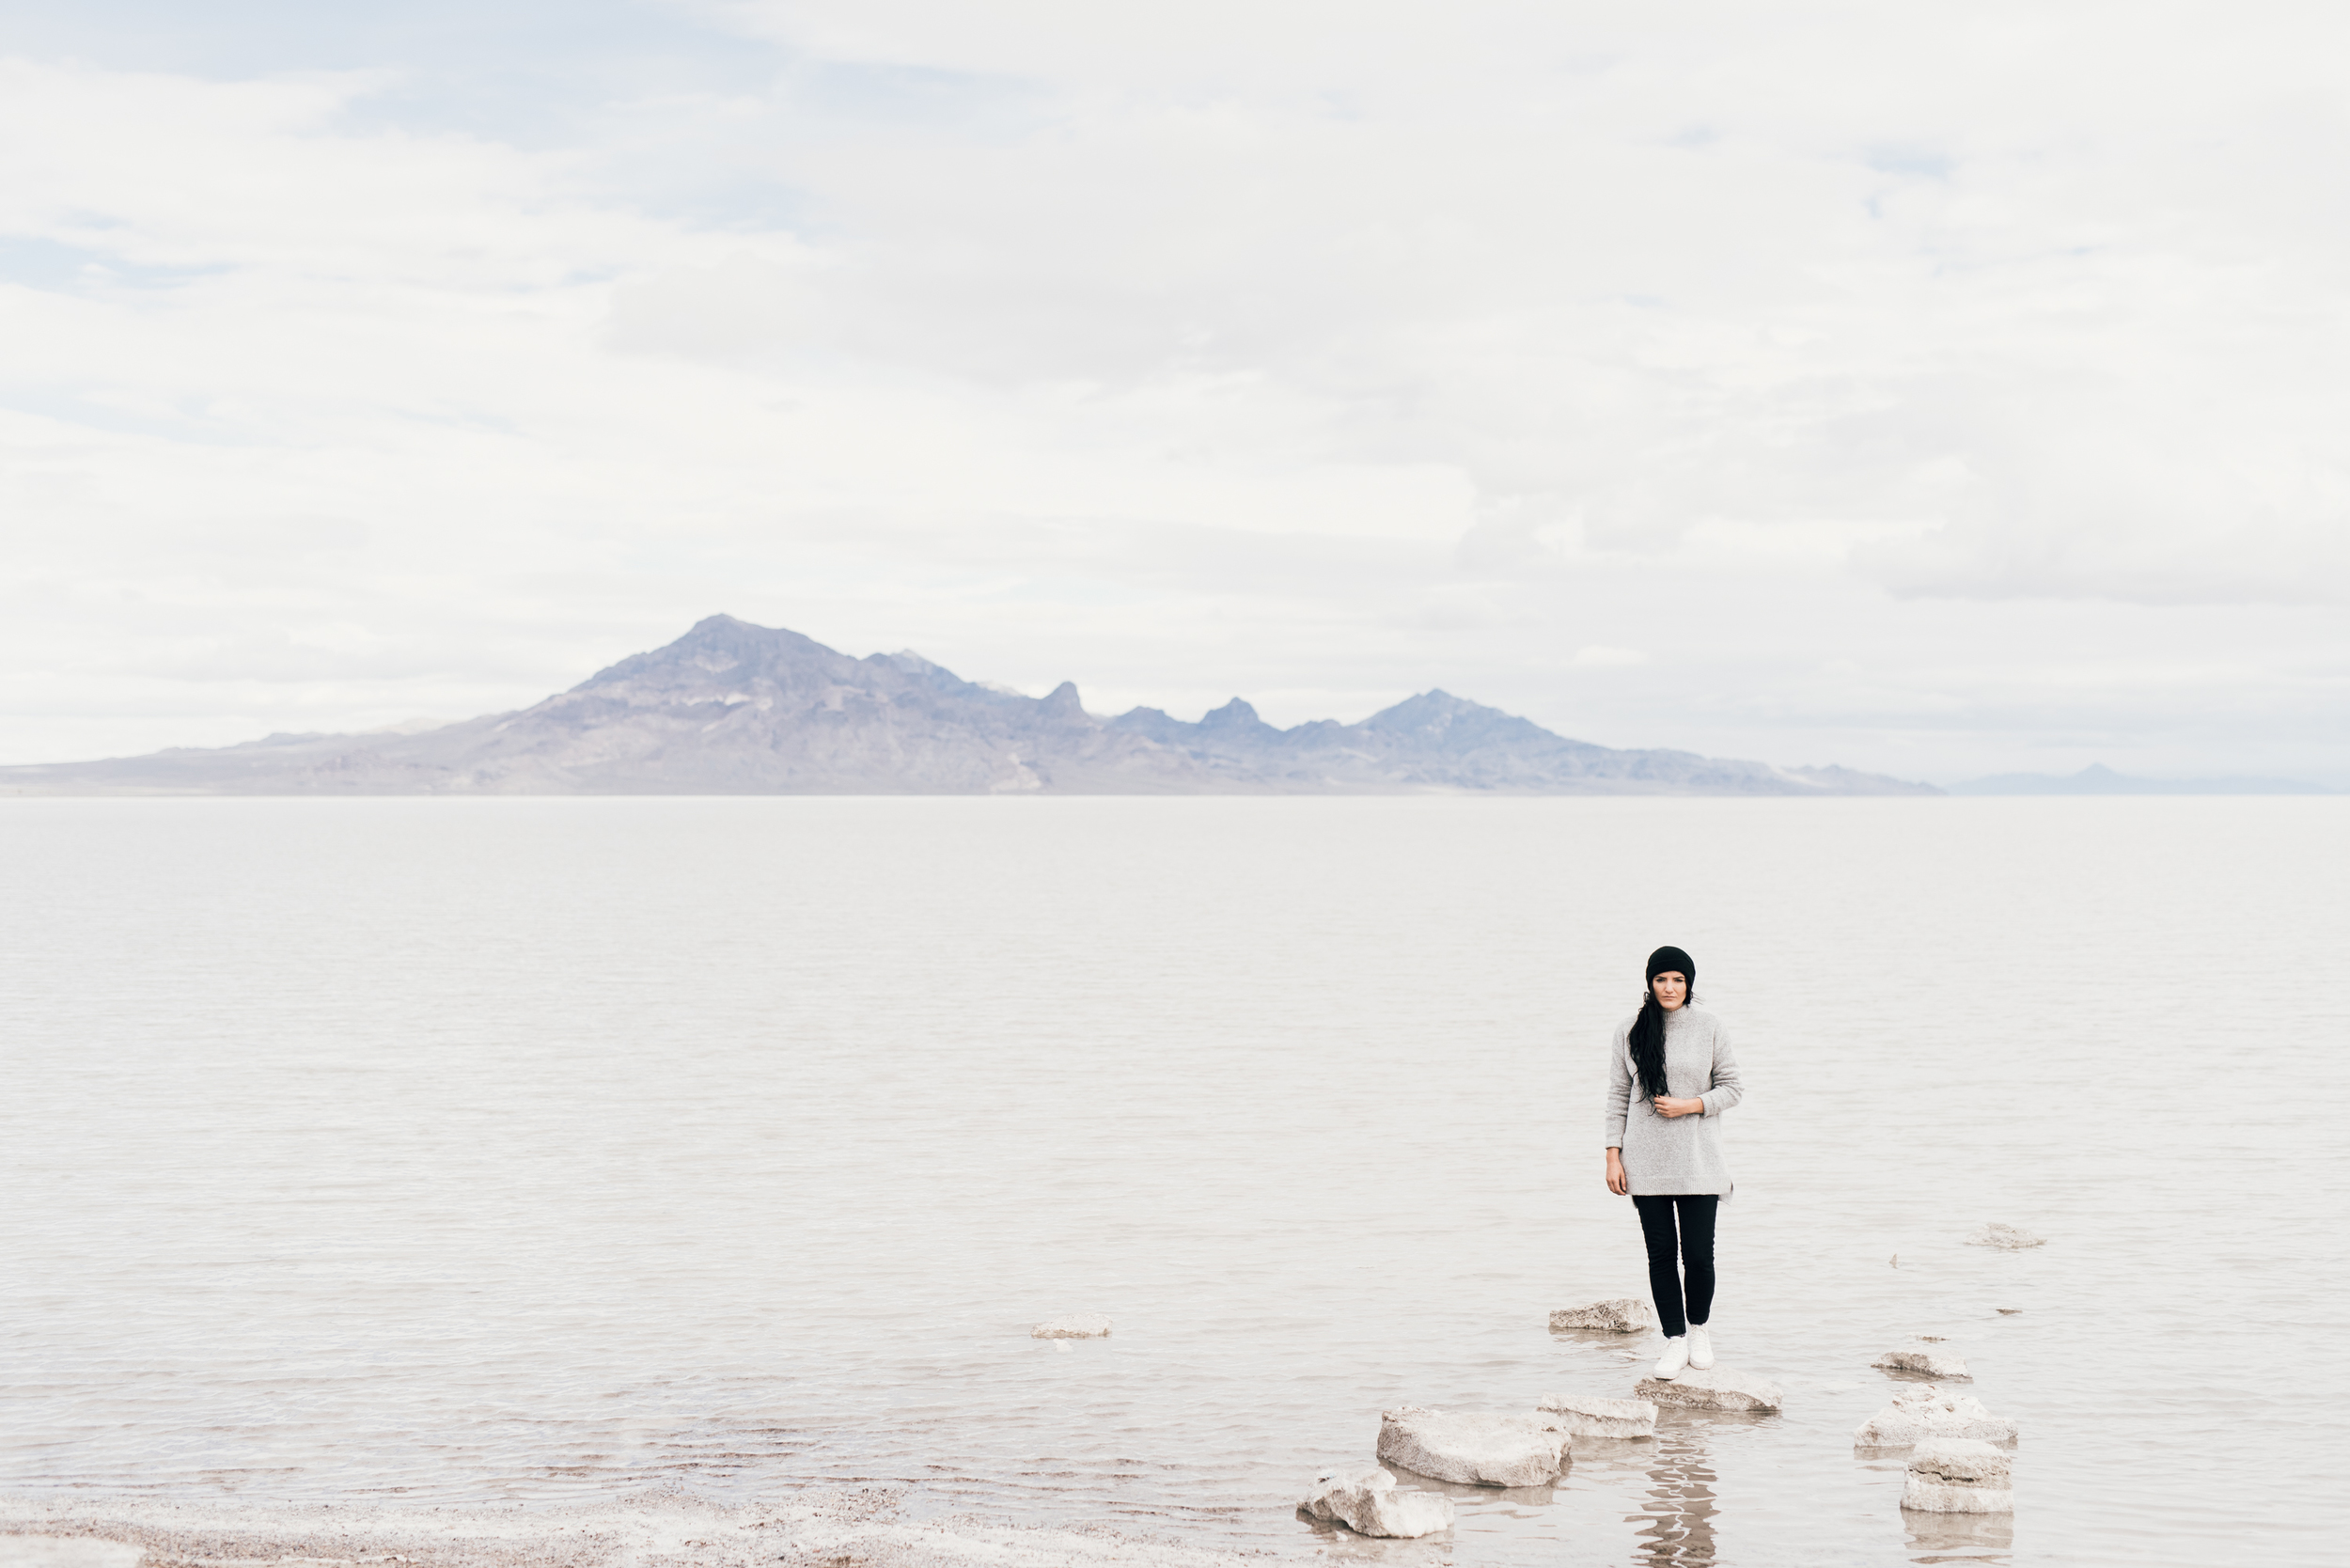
[
  {"x1": 1855, "y1": 1384, "x2": 2018, "y2": 1445},
  {"x1": 1537, "y1": 1392, "x2": 1657, "y2": 1438},
  {"x1": 1965, "y1": 1223, "x2": 2045, "y2": 1249},
  {"x1": 1375, "y1": 1406, "x2": 1568, "y2": 1487},
  {"x1": 1873, "y1": 1341, "x2": 1971, "y2": 1379},
  {"x1": 1548, "y1": 1297, "x2": 1658, "y2": 1333},
  {"x1": 1633, "y1": 1367, "x2": 1782, "y2": 1411},
  {"x1": 1299, "y1": 1467, "x2": 1455, "y2": 1538},
  {"x1": 1902, "y1": 1438, "x2": 2014, "y2": 1513},
  {"x1": 1030, "y1": 1314, "x2": 1112, "y2": 1339}
]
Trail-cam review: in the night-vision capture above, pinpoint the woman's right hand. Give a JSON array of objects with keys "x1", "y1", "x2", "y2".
[{"x1": 1606, "y1": 1149, "x2": 1629, "y2": 1196}]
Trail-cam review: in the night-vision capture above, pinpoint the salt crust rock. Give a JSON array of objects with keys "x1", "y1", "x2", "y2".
[
  {"x1": 1633, "y1": 1368, "x2": 1782, "y2": 1411},
  {"x1": 1376, "y1": 1407, "x2": 1569, "y2": 1487},
  {"x1": 1854, "y1": 1384, "x2": 2017, "y2": 1446},
  {"x1": 1904, "y1": 1477, "x2": 2014, "y2": 1514},
  {"x1": 1548, "y1": 1297, "x2": 1658, "y2": 1333},
  {"x1": 1966, "y1": 1223, "x2": 2045, "y2": 1249},
  {"x1": 0, "y1": 1541, "x2": 143, "y2": 1568},
  {"x1": 1902, "y1": 1439, "x2": 2014, "y2": 1513},
  {"x1": 1537, "y1": 1392, "x2": 1658, "y2": 1438},
  {"x1": 1299, "y1": 1468, "x2": 1455, "y2": 1538},
  {"x1": 1873, "y1": 1341, "x2": 1971, "y2": 1379},
  {"x1": 1031, "y1": 1314, "x2": 1112, "y2": 1339}
]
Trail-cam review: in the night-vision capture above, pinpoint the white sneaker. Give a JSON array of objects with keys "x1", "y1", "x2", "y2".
[
  {"x1": 1653, "y1": 1336, "x2": 1689, "y2": 1379},
  {"x1": 1685, "y1": 1324, "x2": 1714, "y2": 1370}
]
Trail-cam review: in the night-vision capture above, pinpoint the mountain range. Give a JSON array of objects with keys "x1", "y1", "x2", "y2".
[{"x1": 0, "y1": 616, "x2": 1939, "y2": 796}]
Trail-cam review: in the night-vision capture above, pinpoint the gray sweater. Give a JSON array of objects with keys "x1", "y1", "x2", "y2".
[{"x1": 1604, "y1": 1005, "x2": 1744, "y2": 1197}]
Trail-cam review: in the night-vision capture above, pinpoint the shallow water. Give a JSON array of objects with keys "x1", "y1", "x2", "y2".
[{"x1": 2, "y1": 796, "x2": 2344, "y2": 1566}]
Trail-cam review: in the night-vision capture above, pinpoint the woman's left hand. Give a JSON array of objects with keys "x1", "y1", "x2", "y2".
[{"x1": 1652, "y1": 1095, "x2": 1705, "y2": 1119}]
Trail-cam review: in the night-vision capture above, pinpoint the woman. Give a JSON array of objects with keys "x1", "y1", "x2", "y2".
[{"x1": 1604, "y1": 945, "x2": 1744, "y2": 1380}]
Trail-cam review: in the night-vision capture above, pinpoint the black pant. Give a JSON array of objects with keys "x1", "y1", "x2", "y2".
[{"x1": 1634, "y1": 1194, "x2": 1718, "y2": 1339}]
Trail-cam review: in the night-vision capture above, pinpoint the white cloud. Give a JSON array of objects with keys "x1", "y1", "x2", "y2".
[{"x1": 1, "y1": 4, "x2": 2348, "y2": 781}]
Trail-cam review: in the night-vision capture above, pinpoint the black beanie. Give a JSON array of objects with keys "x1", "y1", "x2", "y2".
[{"x1": 1646, "y1": 945, "x2": 1695, "y2": 986}]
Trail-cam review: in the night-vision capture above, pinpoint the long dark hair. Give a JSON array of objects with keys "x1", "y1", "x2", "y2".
[{"x1": 1628, "y1": 947, "x2": 1696, "y2": 1099}]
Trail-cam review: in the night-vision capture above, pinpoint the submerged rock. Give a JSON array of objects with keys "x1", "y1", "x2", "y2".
[
  {"x1": 1855, "y1": 1384, "x2": 2018, "y2": 1446},
  {"x1": 1548, "y1": 1298, "x2": 1658, "y2": 1333},
  {"x1": 1874, "y1": 1341, "x2": 1971, "y2": 1379},
  {"x1": 1030, "y1": 1314, "x2": 1112, "y2": 1339},
  {"x1": 1632, "y1": 1368, "x2": 1783, "y2": 1411},
  {"x1": 1902, "y1": 1439, "x2": 2014, "y2": 1513},
  {"x1": 1965, "y1": 1223, "x2": 2045, "y2": 1249},
  {"x1": 1299, "y1": 1467, "x2": 1455, "y2": 1538},
  {"x1": 1376, "y1": 1407, "x2": 1569, "y2": 1487},
  {"x1": 1537, "y1": 1392, "x2": 1657, "y2": 1438}
]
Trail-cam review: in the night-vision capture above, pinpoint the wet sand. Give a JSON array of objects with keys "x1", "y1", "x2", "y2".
[{"x1": 1, "y1": 1491, "x2": 1277, "y2": 1568}]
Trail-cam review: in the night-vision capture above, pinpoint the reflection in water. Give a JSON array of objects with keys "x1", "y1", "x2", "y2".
[
  {"x1": 1628, "y1": 1422, "x2": 1718, "y2": 1566},
  {"x1": 1904, "y1": 1504, "x2": 2014, "y2": 1562},
  {"x1": 1408, "y1": 1474, "x2": 1559, "y2": 1511}
]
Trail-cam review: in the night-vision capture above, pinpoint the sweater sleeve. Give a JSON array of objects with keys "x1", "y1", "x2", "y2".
[
  {"x1": 1700, "y1": 1024, "x2": 1744, "y2": 1117},
  {"x1": 1604, "y1": 1024, "x2": 1632, "y2": 1148}
]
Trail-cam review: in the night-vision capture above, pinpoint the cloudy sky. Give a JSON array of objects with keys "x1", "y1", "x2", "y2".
[{"x1": 4, "y1": 1, "x2": 2346, "y2": 782}]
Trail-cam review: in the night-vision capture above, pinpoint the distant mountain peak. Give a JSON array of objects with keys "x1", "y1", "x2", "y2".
[
  {"x1": 1200, "y1": 697, "x2": 1274, "y2": 732},
  {"x1": 1359, "y1": 688, "x2": 1555, "y2": 749}
]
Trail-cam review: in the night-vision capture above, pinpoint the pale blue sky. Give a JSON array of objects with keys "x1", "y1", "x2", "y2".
[
  {"x1": 3, "y1": 1, "x2": 2346, "y2": 782},
  {"x1": 0, "y1": 2, "x2": 753, "y2": 100}
]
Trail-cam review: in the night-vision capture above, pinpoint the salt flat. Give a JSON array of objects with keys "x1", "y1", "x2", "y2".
[{"x1": 1, "y1": 796, "x2": 2342, "y2": 1566}]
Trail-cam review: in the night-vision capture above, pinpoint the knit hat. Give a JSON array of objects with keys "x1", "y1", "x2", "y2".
[{"x1": 1646, "y1": 945, "x2": 1695, "y2": 986}]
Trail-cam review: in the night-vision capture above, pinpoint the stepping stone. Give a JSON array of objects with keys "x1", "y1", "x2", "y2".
[
  {"x1": 1548, "y1": 1298, "x2": 1658, "y2": 1333},
  {"x1": 1874, "y1": 1340, "x2": 1971, "y2": 1379},
  {"x1": 1632, "y1": 1368, "x2": 1783, "y2": 1411},
  {"x1": 1376, "y1": 1406, "x2": 1568, "y2": 1487},
  {"x1": 1299, "y1": 1468, "x2": 1454, "y2": 1537},
  {"x1": 1854, "y1": 1384, "x2": 2017, "y2": 1445},
  {"x1": 1902, "y1": 1439, "x2": 2014, "y2": 1513},
  {"x1": 1965, "y1": 1223, "x2": 2045, "y2": 1249},
  {"x1": 1538, "y1": 1392, "x2": 1657, "y2": 1438}
]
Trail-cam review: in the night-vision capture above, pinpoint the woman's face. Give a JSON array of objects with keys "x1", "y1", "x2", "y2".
[{"x1": 1651, "y1": 971, "x2": 1687, "y2": 1011}]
